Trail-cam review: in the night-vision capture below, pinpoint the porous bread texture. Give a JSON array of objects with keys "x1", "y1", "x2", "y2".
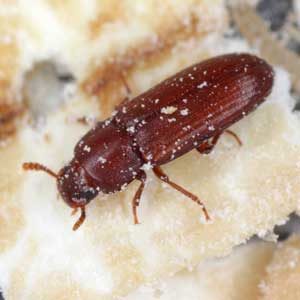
[
  {"x1": 0, "y1": 0, "x2": 226, "y2": 136},
  {"x1": 1, "y1": 55, "x2": 300, "y2": 299},
  {"x1": 126, "y1": 241, "x2": 274, "y2": 300},
  {"x1": 259, "y1": 235, "x2": 300, "y2": 300}
]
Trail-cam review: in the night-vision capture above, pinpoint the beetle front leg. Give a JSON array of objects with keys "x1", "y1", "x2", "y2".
[
  {"x1": 153, "y1": 166, "x2": 210, "y2": 221},
  {"x1": 132, "y1": 171, "x2": 146, "y2": 224}
]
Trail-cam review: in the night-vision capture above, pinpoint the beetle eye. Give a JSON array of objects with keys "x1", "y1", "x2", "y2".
[
  {"x1": 66, "y1": 188, "x2": 98, "y2": 211},
  {"x1": 77, "y1": 187, "x2": 98, "y2": 203}
]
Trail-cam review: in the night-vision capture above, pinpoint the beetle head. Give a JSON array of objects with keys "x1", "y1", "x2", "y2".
[
  {"x1": 23, "y1": 160, "x2": 98, "y2": 230},
  {"x1": 23, "y1": 160, "x2": 98, "y2": 209},
  {"x1": 57, "y1": 159, "x2": 98, "y2": 208}
]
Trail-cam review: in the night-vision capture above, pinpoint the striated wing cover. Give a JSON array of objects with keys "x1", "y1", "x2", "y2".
[{"x1": 117, "y1": 54, "x2": 274, "y2": 165}]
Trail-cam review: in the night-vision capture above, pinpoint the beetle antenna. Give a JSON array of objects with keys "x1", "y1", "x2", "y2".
[{"x1": 22, "y1": 162, "x2": 58, "y2": 179}]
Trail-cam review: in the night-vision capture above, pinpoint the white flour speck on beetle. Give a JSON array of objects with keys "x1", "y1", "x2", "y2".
[
  {"x1": 98, "y1": 156, "x2": 107, "y2": 164},
  {"x1": 180, "y1": 109, "x2": 189, "y2": 116},
  {"x1": 168, "y1": 118, "x2": 176, "y2": 123},
  {"x1": 146, "y1": 154, "x2": 153, "y2": 160},
  {"x1": 161, "y1": 106, "x2": 177, "y2": 114},
  {"x1": 83, "y1": 145, "x2": 91, "y2": 152},
  {"x1": 127, "y1": 126, "x2": 135, "y2": 133},
  {"x1": 141, "y1": 162, "x2": 153, "y2": 171},
  {"x1": 197, "y1": 81, "x2": 208, "y2": 89},
  {"x1": 104, "y1": 119, "x2": 112, "y2": 126}
]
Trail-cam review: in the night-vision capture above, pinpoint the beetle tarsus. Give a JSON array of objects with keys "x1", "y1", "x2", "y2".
[
  {"x1": 132, "y1": 172, "x2": 146, "y2": 224},
  {"x1": 225, "y1": 130, "x2": 242, "y2": 146},
  {"x1": 153, "y1": 166, "x2": 210, "y2": 221},
  {"x1": 197, "y1": 133, "x2": 221, "y2": 154},
  {"x1": 72, "y1": 207, "x2": 86, "y2": 231},
  {"x1": 197, "y1": 130, "x2": 242, "y2": 155}
]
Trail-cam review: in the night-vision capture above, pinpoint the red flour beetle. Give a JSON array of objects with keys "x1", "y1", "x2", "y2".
[{"x1": 23, "y1": 53, "x2": 274, "y2": 230}]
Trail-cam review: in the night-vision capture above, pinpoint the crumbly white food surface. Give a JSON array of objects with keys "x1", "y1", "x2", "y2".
[
  {"x1": 1, "y1": 57, "x2": 299, "y2": 299},
  {"x1": 126, "y1": 241, "x2": 274, "y2": 300},
  {"x1": 259, "y1": 235, "x2": 300, "y2": 300},
  {"x1": 1, "y1": 0, "x2": 300, "y2": 299}
]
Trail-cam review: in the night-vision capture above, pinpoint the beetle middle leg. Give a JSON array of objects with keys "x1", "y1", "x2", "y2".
[
  {"x1": 132, "y1": 171, "x2": 146, "y2": 224},
  {"x1": 197, "y1": 133, "x2": 221, "y2": 154},
  {"x1": 225, "y1": 130, "x2": 242, "y2": 146},
  {"x1": 153, "y1": 166, "x2": 210, "y2": 221}
]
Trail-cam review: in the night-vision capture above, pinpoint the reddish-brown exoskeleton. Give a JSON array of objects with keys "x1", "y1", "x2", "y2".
[{"x1": 23, "y1": 53, "x2": 274, "y2": 230}]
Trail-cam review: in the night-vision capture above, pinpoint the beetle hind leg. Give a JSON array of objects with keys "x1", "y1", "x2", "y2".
[
  {"x1": 225, "y1": 130, "x2": 242, "y2": 146},
  {"x1": 197, "y1": 130, "x2": 242, "y2": 154},
  {"x1": 132, "y1": 172, "x2": 146, "y2": 224},
  {"x1": 153, "y1": 166, "x2": 210, "y2": 221},
  {"x1": 197, "y1": 133, "x2": 221, "y2": 154}
]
